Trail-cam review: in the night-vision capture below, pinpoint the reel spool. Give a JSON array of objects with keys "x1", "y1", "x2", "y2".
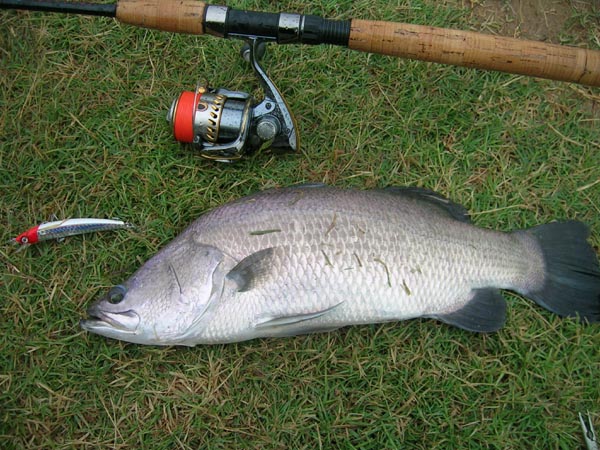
[{"x1": 167, "y1": 38, "x2": 298, "y2": 162}]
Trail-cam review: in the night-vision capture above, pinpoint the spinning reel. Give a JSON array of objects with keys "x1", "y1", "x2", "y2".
[{"x1": 167, "y1": 38, "x2": 298, "y2": 162}]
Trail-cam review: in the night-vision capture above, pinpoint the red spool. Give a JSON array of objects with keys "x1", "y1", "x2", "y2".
[{"x1": 172, "y1": 91, "x2": 198, "y2": 143}]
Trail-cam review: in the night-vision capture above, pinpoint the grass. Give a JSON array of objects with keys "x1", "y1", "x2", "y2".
[{"x1": 1, "y1": 0, "x2": 599, "y2": 448}]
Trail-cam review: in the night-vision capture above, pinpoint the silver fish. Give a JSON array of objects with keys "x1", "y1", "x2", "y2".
[{"x1": 80, "y1": 185, "x2": 600, "y2": 346}]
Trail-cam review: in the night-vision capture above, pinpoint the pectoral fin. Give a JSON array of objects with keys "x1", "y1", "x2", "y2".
[{"x1": 226, "y1": 248, "x2": 278, "y2": 292}]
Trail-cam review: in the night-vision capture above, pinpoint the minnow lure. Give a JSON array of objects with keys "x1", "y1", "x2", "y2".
[{"x1": 14, "y1": 218, "x2": 134, "y2": 245}]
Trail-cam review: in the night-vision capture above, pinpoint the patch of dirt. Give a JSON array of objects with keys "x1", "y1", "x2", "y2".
[
  {"x1": 469, "y1": 0, "x2": 598, "y2": 43},
  {"x1": 467, "y1": 0, "x2": 600, "y2": 118}
]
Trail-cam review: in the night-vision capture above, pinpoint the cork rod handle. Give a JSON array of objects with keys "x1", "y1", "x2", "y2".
[
  {"x1": 116, "y1": 0, "x2": 206, "y2": 34},
  {"x1": 349, "y1": 20, "x2": 600, "y2": 86}
]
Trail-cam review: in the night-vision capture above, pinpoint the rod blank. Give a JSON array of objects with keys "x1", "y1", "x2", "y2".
[{"x1": 0, "y1": 0, "x2": 115, "y2": 16}]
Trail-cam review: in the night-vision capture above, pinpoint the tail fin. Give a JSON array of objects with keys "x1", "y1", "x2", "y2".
[{"x1": 521, "y1": 221, "x2": 600, "y2": 323}]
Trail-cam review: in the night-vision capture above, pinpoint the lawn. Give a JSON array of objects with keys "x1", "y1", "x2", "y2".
[{"x1": 1, "y1": 0, "x2": 599, "y2": 448}]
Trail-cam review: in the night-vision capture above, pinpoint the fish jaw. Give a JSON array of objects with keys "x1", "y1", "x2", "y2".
[
  {"x1": 79, "y1": 293, "x2": 193, "y2": 346},
  {"x1": 80, "y1": 304, "x2": 141, "y2": 340}
]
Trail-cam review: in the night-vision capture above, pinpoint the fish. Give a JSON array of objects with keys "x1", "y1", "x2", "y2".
[{"x1": 80, "y1": 185, "x2": 600, "y2": 346}]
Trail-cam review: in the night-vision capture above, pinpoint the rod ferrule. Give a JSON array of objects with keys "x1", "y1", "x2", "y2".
[
  {"x1": 204, "y1": 4, "x2": 228, "y2": 37},
  {"x1": 277, "y1": 13, "x2": 302, "y2": 44}
]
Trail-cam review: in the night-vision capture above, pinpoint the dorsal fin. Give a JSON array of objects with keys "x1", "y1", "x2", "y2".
[
  {"x1": 381, "y1": 186, "x2": 471, "y2": 223},
  {"x1": 289, "y1": 182, "x2": 328, "y2": 189}
]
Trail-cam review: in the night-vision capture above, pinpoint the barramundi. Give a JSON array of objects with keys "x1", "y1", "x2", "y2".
[{"x1": 80, "y1": 185, "x2": 600, "y2": 346}]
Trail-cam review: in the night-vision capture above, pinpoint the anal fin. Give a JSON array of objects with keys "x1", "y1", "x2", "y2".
[{"x1": 429, "y1": 289, "x2": 507, "y2": 333}]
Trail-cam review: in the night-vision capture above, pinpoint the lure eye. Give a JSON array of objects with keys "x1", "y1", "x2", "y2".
[
  {"x1": 107, "y1": 285, "x2": 127, "y2": 304},
  {"x1": 20, "y1": 237, "x2": 29, "y2": 244}
]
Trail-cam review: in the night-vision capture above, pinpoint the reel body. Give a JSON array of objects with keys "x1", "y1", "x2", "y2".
[{"x1": 167, "y1": 38, "x2": 298, "y2": 162}]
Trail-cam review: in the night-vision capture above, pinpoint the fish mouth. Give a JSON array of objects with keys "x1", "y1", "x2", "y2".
[{"x1": 80, "y1": 305, "x2": 140, "y2": 334}]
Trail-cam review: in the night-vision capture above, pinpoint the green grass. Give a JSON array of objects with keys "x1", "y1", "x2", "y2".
[{"x1": 1, "y1": 0, "x2": 599, "y2": 448}]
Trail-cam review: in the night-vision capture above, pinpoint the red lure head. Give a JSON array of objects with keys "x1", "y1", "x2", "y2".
[{"x1": 15, "y1": 225, "x2": 40, "y2": 245}]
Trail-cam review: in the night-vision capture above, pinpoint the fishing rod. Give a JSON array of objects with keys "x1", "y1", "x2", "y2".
[{"x1": 3, "y1": 0, "x2": 600, "y2": 161}]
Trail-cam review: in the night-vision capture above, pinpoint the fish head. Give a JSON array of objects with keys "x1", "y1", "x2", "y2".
[{"x1": 80, "y1": 237, "x2": 232, "y2": 346}]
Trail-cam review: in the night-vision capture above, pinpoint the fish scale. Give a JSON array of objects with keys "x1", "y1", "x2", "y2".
[{"x1": 80, "y1": 185, "x2": 600, "y2": 346}]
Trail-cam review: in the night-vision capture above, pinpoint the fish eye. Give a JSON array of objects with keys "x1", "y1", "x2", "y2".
[{"x1": 107, "y1": 285, "x2": 127, "y2": 304}]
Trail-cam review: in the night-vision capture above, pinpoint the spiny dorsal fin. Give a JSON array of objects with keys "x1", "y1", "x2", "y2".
[
  {"x1": 289, "y1": 182, "x2": 328, "y2": 189},
  {"x1": 381, "y1": 186, "x2": 471, "y2": 223},
  {"x1": 428, "y1": 288, "x2": 506, "y2": 332},
  {"x1": 226, "y1": 248, "x2": 278, "y2": 292}
]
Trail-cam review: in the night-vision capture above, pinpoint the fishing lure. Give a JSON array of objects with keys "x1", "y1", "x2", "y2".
[{"x1": 14, "y1": 218, "x2": 134, "y2": 245}]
